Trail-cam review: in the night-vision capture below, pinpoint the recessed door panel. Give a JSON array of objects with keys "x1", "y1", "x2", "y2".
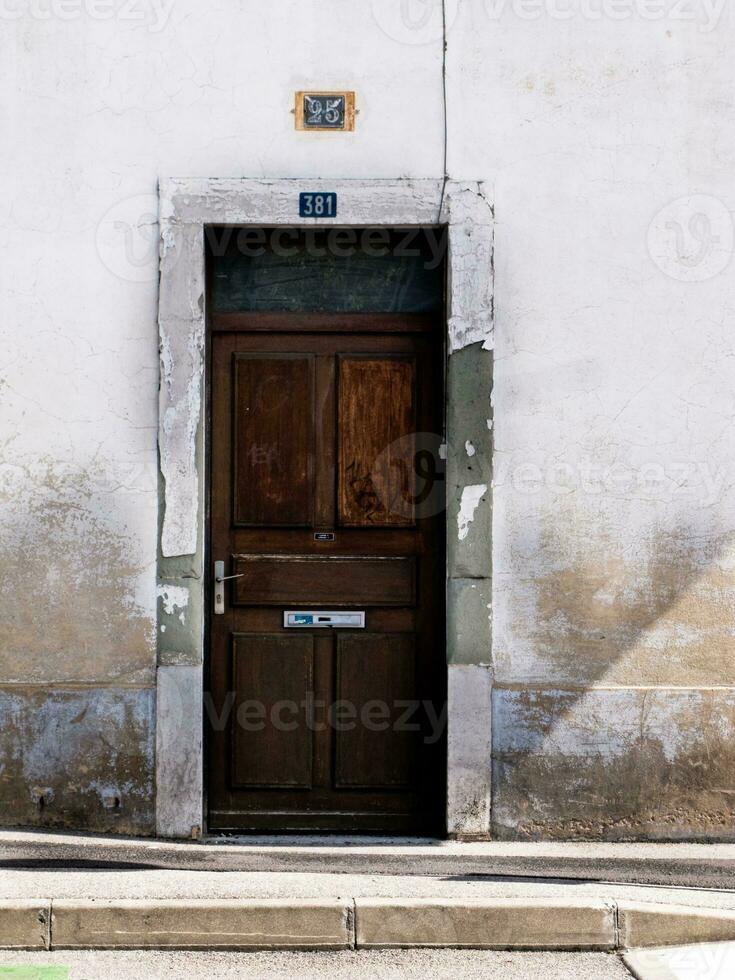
[
  {"x1": 233, "y1": 354, "x2": 314, "y2": 526},
  {"x1": 338, "y1": 356, "x2": 415, "y2": 527},
  {"x1": 231, "y1": 633, "x2": 313, "y2": 789},
  {"x1": 335, "y1": 633, "x2": 418, "y2": 790},
  {"x1": 231, "y1": 554, "x2": 416, "y2": 607}
]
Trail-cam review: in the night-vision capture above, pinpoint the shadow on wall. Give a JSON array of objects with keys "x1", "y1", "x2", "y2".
[{"x1": 493, "y1": 512, "x2": 735, "y2": 841}]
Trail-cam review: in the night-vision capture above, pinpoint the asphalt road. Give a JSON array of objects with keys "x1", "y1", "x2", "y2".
[{"x1": 0, "y1": 949, "x2": 633, "y2": 979}]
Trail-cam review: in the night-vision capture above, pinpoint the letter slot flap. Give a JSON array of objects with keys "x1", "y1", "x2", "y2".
[{"x1": 284, "y1": 611, "x2": 365, "y2": 628}]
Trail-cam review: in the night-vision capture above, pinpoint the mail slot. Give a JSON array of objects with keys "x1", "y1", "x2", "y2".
[{"x1": 284, "y1": 610, "x2": 365, "y2": 628}]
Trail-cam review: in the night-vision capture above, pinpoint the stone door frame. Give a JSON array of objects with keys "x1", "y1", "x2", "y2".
[{"x1": 155, "y1": 177, "x2": 494, "y2": 839}]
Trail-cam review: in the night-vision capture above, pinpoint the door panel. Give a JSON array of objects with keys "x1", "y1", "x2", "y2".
[
  {"x1": 208, "y1": 324, "x2": 445, "y2": 834},
  {"x1": 231, "y1": 633, "x2": 313, "y2": 789},
  {"x1": 338, "y1": 356, "x2": 415, "y2": 527},
  {"x1": 233, "y1": 354, "x2": 314, "y2": 526},
  {"x1": 231, "y1": 554, "x2": 416, "y2": 607},
  {"x1": 335, "y1": 633, "x2": 417, "y2": 790}
]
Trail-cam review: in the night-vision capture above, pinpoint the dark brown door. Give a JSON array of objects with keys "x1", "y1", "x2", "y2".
[{"x1": 207, "y1": 317, "x2": 445, "y2": 833}]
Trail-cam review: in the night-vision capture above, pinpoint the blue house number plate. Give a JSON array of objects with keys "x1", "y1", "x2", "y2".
[{"x1": 299, "y1": 192, "x2": 337, "y2": 218}]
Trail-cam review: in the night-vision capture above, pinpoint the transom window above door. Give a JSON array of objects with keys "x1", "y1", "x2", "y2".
[{"x1": 207, "y1": 227, "x2": 446, "y2": 314}]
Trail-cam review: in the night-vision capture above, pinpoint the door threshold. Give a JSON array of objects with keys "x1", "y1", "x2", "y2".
[{"x1": 203, "y1": 834, "x2": 445, "y2": 845}]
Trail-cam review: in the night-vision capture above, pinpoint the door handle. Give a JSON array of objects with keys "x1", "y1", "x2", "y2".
[{"x1": 213, "y1": 560, "x2": 244, "y2": 615}]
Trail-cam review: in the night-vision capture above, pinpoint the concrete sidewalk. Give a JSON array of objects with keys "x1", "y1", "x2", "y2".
[
  {"x1": 0, "y1": 949, "x2": 634, "y2": 979},
  {"x1": 2, "y1": 830, "x2": 735, "y2": 889},
  {"x1": 1, "y1": 868, "x2": 735, "y2": 951}
]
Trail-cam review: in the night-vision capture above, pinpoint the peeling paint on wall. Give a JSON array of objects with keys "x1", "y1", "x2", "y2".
[
  {"x1": 156, "y1": 584, "x2": 189, "y2": 624},
  {"x1": 444, "y1": 184, "x2": 494, "y2": 354},
  {"x1": 457, "y1": 484, "x2": 488, "y2": 541}
]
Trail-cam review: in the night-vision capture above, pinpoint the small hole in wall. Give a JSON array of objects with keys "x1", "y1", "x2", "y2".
[{"x1": 31, "y1": 787, "x2": 53, "y2": 810}]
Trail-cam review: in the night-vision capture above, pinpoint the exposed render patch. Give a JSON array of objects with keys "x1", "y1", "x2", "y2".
[
  {"x1": 444, "y1": 185, "x2": 494, "y2": 354},
  {"x1": 157, "y1": 584, "x2": 189, "y2": 624},
  {"x1": 457, "y1": 484, "x2": 487, "y2": 541}
]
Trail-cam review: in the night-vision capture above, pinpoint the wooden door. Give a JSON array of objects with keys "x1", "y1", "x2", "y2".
[{"x1": 207, "y1": 318, "x2": 445, "y2": 833}]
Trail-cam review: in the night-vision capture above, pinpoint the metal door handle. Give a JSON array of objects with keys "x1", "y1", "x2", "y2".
[{"x1": 214, "y1": 560, "x2": 243, "y2": 615}]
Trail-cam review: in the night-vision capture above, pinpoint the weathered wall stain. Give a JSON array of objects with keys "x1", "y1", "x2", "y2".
[
  {"x1": 493, "y1": 689, "x2": 735, "y2": 841},
  {"x1": 0, "y1": 460, "x2": 156, "y2": 833},
  {"x1": 0, "y1": 462, "x2": 155, "y2": 685},
  {"x1": 0, "y1": 688, "x2": 155, "y2": 834},
  {"x1": 493, "y1": 511, "x2": 735, "y2": 838},
  {"x1": 497, "y1": 515, "x2": 735, "y2": 687}
]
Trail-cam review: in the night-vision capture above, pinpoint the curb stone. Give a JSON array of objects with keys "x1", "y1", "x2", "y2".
[
  {"x1": 1, "y1": 897, "x2": 735, "y2": 951},
  {"x1": 0, "y1": 901, "x2": 50, "y2": 950},
  {"x1": 355, "y1": 898, "x2": 617, "y2": 949},
  {"x1": 50, "y1": 899, "x2": 351, "y2": 950},
  {"x1": 619, "y1": 903, "x2": 735, "y2": 950}
]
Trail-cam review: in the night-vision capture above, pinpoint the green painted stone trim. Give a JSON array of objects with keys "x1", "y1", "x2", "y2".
[
  {"x1": 446, "y1": 343, "x2": 493, "y2": 666},
  {"x1": 446, "y1": 345, "x2": 493, "y2": 581},
  {"x1": 447, "y1": 578, "x2": 492, "y2": 665}
]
